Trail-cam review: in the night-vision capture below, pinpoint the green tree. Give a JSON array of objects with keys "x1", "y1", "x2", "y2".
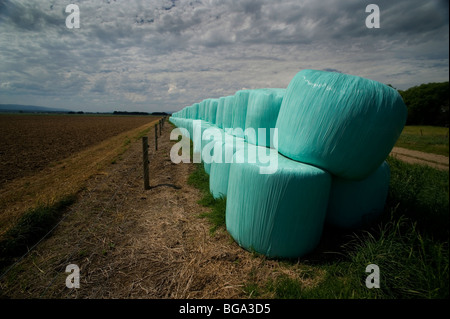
[{"x1": 398, "y1": 82, "x2": 449, "y2": 126}]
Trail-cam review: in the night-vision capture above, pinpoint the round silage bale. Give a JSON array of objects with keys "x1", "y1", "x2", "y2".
[
  {"x1": 188, "y1": 103, "x2": 199, "y2": 120},
  {"x1": 326, "y1": 161, "x2": 390, "y2": 229},
  {"x1": 216, "y1": 97, "x2": 226, "y2": 128},
  {"x1": 209, "y1": 133, "x2": 246, "y2": 198},
  {"x1": 275, "y1": 69, "x2": 407, "y2": 180},
  {"x1": 226, "y1": 147, "x2": 332, "y2": 259},
  {"x1": 208, "y1": 99, "x2": 219, "y2": 125},
  {"x1": 245, "y1": 88, "x2": 286, "y2": 148},
  {"x1": 222, "y1": 95, "x2": 235, "y2": 132},
  {"x1": 231, "y1": 90, "x2": 251, "y2": 138}
]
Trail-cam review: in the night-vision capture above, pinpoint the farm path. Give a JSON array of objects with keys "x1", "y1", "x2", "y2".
[
  {"x1": 390, "y1": 147, "x2": 449, "y2": 171},
  {"x1": 0, "y1": 121, "x2": 283, "y2": 299}
]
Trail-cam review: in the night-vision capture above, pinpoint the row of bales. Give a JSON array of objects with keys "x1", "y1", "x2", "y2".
[{"x1": 169, "y1": 69, "x2": 407, "y2": 259}]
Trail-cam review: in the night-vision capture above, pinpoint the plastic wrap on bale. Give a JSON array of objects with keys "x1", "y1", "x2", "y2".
[
  {"x1": 192, "y1": 103, "x2": 200, "y2": 120},
  {"x1": 326, "y1": 161, "x2": 390, "y2": 229},
  {"x1": 231, "y1": 90, "x2": 251, "y2": 138},
  {"x1": 222, "y1": 96, "x2": 235, "y2": 133},
  {"x1": 192, "y1": 120, "x2": 213, "y2": 155},
  {"x1": 245, "y1": 88, "x2": 286, "y2": 148},
  {"x1": 208, "y1": 99, "x2": 219, "y2": 126},
  {"x1": 275, "y1": 69, "x2": 407, "y2": 180},
  {"x1": 209, "y1": 133, "x2": 246, "y2": 199},
  {"x1": 201, "y1": 125, "x2": 224, "y2": 174},
  {"x1": 216, "y1": 97, "x2": 226, "y2": 129},
  {"x1": 226, "y1": 144, "x2": 332, "y2": 259}
]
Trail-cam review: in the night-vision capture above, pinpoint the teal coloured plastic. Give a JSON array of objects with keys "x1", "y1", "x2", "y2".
[
  {"x1": 203, "y1": 132, "x2": 225, "y2": 174},
  {"x1": 231, "y1": 90, "x2": 251, "y2": 137},
  {"x1": 209, "y1": 133, "x2": 246, "y2": 199},
  {"x1": 208, "y1": 99, "x2": 218, "y2": 125},
  {"x1": 275, "y1": 69, "x2": 408, "y2": 180},
  {"x1": 198, "y1": 100, "x2": 206, "y2": 121},
  {"x1": 222, "y1": 95, "x2": 235, "y2": 131},
  {"x1": 189, "y1": 103, "x2": 199, "y2": 120},
  {"x1": 216, "y1": 97, "x2": 225, "y2": 128},
  {"x1": 226, "y1": 147, "x2": 332, "y2": 259},
  {"x1": 326, "y1": 161, "x2": 390, "y2": 229},
  {"x1": 245, "y1": 88, "x2": 286, "y2": 148}
]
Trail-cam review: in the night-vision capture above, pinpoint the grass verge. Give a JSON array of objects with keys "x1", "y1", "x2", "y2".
[
  {"x1": 188, "y1": 163, "x2": 226, "y2": 234},
  {"x1": 395, "y1": 126, "x2": 449, "y2": 156}
]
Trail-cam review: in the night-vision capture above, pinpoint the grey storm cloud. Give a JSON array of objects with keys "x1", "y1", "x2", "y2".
[{"x1": 0, "y1": 0, "x2": 448, "y2": 112}]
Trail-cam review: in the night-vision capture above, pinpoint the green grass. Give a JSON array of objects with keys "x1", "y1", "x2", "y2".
[
  {"x1": 396, "y1": 126, "x2": 449, "y2": 156},
  {"x1": 188, "y1": 163, "x2": 226, "y2": 234},
  {"x1": 0, "y1": 194, "x2": 77, "y2": 275}
]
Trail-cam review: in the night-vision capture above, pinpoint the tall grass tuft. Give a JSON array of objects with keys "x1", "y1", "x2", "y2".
[
  {"x1": 188, "y1": 164, "x2": 226, "y2": 233},
  {"x1": 385, "y1": 156, "x2": 449, "y2": 240}
]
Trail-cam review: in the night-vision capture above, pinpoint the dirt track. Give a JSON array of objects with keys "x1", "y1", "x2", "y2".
[{"x1": 390, "y1": 147, "x2": 449, "y2": 171}]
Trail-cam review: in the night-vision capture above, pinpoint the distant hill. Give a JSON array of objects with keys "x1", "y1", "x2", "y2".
[{"x1": 0, "y1": 104, "x2": 72, "y2": 113}]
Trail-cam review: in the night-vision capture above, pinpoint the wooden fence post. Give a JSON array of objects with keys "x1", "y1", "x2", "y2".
[
  {"x1": 155, "y1": 124, "x2": 158, "y2": 151},
  {"x1": 142, "y1": 137, "x2": 150, "y2": 190}
]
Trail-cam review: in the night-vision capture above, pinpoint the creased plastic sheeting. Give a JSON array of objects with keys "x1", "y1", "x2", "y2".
[
  {"x1": 275, "y1": 69, "x2": 407, "y2": 180},
  {"x1": 192, "y1": 120, "x2": 213, "y2": 155},
  {"x1": 203, "y1": 133, "x2": 225, "y2": 175},
  {"x1": 215, "y1": 97, "x2": 225, "y2": 129},
  {"x1": 326, "y1": 161, "x2": 390, "y2": 229},
  {"x1": 231, "y1": 90, "x2": 251, "y2": 137},
  {"x1": 187, "y1": 103, "x2": 199, "y2": 120},
  {"x1": 208, "y1": 99, "x2": 219, "y2": 125},
  {"x1": 222, "y1": 96, "x2": 235, "y2": 131},
  {"x1": 201, "y1": 125, "x2": 225, "y2": 175},
  {"x1": 209, "y1": 133, "x2": 246, "y2": 199},
  {"x1": 226, "y1": 148, "x2": 332, "y2": 259},
  {"x1": 245, "y1": 89, "x2": 286, "y2": 148},
  {"x1": 198, "y1": 100, "x2": 206, "y2": 121}
]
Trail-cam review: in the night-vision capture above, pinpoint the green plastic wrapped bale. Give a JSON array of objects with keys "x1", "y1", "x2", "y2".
[
  {"x1": 231, "y1": 90, "x2": 251, "y2": 137},
  {"x1": 208, "y1": 99, "x2": 219, "y2": 125},
  {"x1": 326, "y1": 161, "x2": 390, "y2": 229},
  {"x1": 209, "y1": 133, "x2": 246, "y2": 199},
  {"x1": 245, "y1": 88, "x2": 286, "y2": 148},
  {"x1": 275, "y1": 69, "x2": 407, "y2": 180},
  {"x1": 203, "y1": 133, "x2": 226, "y2": 175},
  {"x1": 216, "y1": 97, "x2": 226, "y2": 128},
  {"x1": 222, "y1": 95, "x2": 235, "y2": 132},
  {"x1": 188, "y1": 103, "x2": 199, "y2": 120},
  {"x1": 192, "y1": 120, "x2": 213, "y2": 155},
  {"x1": 226, "y1": 147, "x2": 332, "y2": 259},
  {"x1": 198, "y1": 100, "x2": 207, "y2": 121}
]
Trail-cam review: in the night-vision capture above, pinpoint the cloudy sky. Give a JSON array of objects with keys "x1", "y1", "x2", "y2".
[{"x1": 0, "y1": 0, "x2": 448, "y2": 113}]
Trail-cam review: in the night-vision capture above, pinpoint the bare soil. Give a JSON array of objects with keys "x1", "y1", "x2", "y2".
[
  {"x1": 0, "y1": 114, "x2": 159, "y2": 188},
  {"x1": 390, "y1": 147, "x2": 449, "y2": 171}
]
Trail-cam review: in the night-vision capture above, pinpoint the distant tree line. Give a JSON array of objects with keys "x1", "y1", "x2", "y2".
[
  {"x1": 112, "y1": 111, "x2": 169, "y2": 116},
  {"x1": 113, "y1": 111, "x2": 150, "y2": 115},
  {"x1": 397, "y1": 82, "x2": 449, "y2": 127}
]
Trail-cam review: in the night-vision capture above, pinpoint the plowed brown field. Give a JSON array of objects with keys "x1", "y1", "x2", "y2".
[{"x1": 0, "y1": 114, "x2": 158, "y2": 188}]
